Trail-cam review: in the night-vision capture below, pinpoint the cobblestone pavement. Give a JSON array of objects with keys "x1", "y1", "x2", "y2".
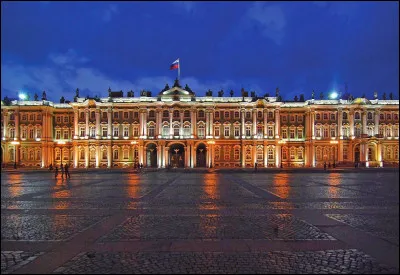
[
  {"x1": 1, "y1": 251, "x2": 44, "y2": 274},
  {"x1": 1, "y1": 170, "x2": 399, "y2": 274}
]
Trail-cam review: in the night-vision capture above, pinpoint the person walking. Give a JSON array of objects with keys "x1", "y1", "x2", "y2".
[
  {"x1": 324, "y1": 162, "x2": 327, "y2": 170},
  {"x1": 55, "y1": 165, "x2": 59, "y2": 179},
  {"x1": 60, "y1": 163, "x2": 64, "y2": 179},
  {"x1": 254, "y1": 162, "x2": 258, "y2": 173},
  {"x1": 65, "y1": 163, "x2": 71, "y2": 179}
]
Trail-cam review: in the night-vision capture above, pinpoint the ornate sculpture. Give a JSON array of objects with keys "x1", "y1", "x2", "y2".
[
  {"x1": 76, "y1": 88, "x2": 80, "y2": 98},
  {"x1": 42, "y1": 90, "x2": 47, "y2": 100},
  {"x1": 60, "y1": 96, "x2": 65, "y2": 103},
  {"x1": 230, "y1": 90, "x2": 234, "y2": 97},
  {"x1": 311, "y1": 90, "x2": 315, "y2": 99},
  {"x1": 108, "y1": 87, "x2": 111, "y2": 97},
  {"x1": 275, "y1": 87, "x2": 280, "y2": 97},
  {"x1": 34, "y1": 93, "x2": 38, "y2": 101},
  {"x1": 218, "y1": 89, "x2": 224, "y2": 97}
]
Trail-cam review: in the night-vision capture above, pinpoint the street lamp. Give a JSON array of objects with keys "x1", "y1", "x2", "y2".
[
  {"x1": 329, "y1": 91, "x2": 338, "y2": 100},
  {"x1": 10, "y1": 141, "x2": 20, "y2": 169}
]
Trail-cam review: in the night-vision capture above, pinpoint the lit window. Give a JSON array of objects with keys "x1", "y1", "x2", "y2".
[
  {"x1": 113, "y1": 150, "x2": 119, "y2": 160},
  {"x1": 214, "y1": 126, "x2": 220, "y2": 137},
  {"x1": 224, "y1": 126, "x2": 230, "y2": 137},
  {"x1": 56, "y1": 130, "x2": 61, "y2": 139}
]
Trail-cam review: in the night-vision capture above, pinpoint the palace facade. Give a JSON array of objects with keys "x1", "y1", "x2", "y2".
[{"x1": 1, "y1": 81, "x2": 399, "y2": 169}]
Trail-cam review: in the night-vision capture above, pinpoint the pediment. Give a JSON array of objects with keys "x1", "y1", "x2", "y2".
[{"x1": 161, "y1": 87, "x2": 194, "y2": 96}]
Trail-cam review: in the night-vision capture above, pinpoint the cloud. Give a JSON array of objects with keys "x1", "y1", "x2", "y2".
[
  {"x1": 2, "y1": 50, "x2": 254, "y2": 101},
  {"x1": 48, "y1": 49, "x2": 89, "y2": 67},
  {"x1": 246, "y1": 3, "x2": 286, "y2": 45},
  {"x1": 172, "y1": 1, "x2": 195, "y2": 14},
  {"x1": 102, "y1": 4, "x2": 118, "y2": 22}
]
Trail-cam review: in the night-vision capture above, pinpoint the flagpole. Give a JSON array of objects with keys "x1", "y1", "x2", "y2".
[{"x1": 178, "y1": 58, "x2": 180, "y2": 81}]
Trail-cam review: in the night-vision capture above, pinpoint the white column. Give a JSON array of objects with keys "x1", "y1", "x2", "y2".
[
  {"x1": 180, "y1": 110, "x2": 183, "y2": 136},
  {"x1": 349, "y1": 111, "x2": 354, "y2": 137},
  {"x1": 184, "y1": 146, "x2": 189, "y2": 167},
  {"x1": 241, "y1": 110, "x2": 245, "y2": 137},
  {"x1": 362, "y1": 111, "x2": 367, "y2": 135},
  {"x1": 85, "y1": 109, "x2": 89, "y2": 138},
  {"x1": 275, "y1": 144, "x2": 281, "y2": 167},
  {"x1": 3, "y1": 111, "x2": 9, "y2": 140},
  {"x1": 374, "y1": 109, "x2": 380, "y2": 135},
  {"x1": 338, "y1": 109, "x2": 343, "y2": 138},
  {"x1": 252, "y1": 144, "x2": 256, "y2": 165},
  {"x1": 143, "y1": 110, "x2": 147, "y2": 137},
  {"x1": 210, "y1": 111, "x2": 214, "y2": 137},
  {"x1": 275, "y1": 109, "x2": 280, "y2": 138},
  {"x1": 74, "y1": 146, "x2": 78, "y2": 168},
  {"x1": 252, "y1": 110, "x2": 257, "y2": 137},
  {"x1": 14, "y1": 111, "x2": 19, "y2": 140},
  {"x1": 169, "y1": 110, "x2": 173, "y2": 136},
  {"x1": 191, "y1": 145, "x2": 195, "y2": 168},
  {"x1": 241, "y1": 143, "x2": 245, "y2": 167},
  {"x1": 157, "y1": 145, "x2": 162, "y2": 168},
  {"x1": 85, "y1": 145, "x2": 89, "y2": 168},
  {"x1": 191, "y1": 109, "x2": 196, "y2": 137},
  {"x1": 156, "y1": 110, "x2": 160, "y2": 137},
  {"x1": 311, "y1": 111, "x2": 315, "y2": 139},
  {"x1": 264, "y1": 109, "x2": 268, "y2": 137},
  {"x1": 206, "y1": 111, "x2": 210, "y2": 136},
  {"x1": 264, "y1": 144, "x2": 268, "y2": 167},
  {"x1": 95, "y1": 109, "x2": 100, "y2": 139},
  {"x1": 74, "y1": 110, "x2": 78, "y2": 139},
  {"x1": 107, "y1": 109, "x2": 112, "y2": 139},
  {"x1": 95, "y1": 145, "x2": 100, "y2": 168},
  {"x1": 164, "y1": 147, "x2": 169, "y2": 167}
]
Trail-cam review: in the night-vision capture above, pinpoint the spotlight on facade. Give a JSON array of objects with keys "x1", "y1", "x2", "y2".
[
  {"x1": 18, "y1": 93, "x2": 27, "y2": 100},
  {"x1": 329, "y1": 91, "x2": 338, "y2": 99}
]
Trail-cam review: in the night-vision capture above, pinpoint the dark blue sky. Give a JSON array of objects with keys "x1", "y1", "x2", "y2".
[{"x1": 1, "y1": 1, "x2": 399, "y2": 102}]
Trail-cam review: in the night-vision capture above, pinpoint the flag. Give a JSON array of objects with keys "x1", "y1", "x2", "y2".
[{"x1": 170, "y1": 59, "x2": 179, "y2": 70}]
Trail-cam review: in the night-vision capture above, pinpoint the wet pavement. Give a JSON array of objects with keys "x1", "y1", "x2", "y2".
[{"x1": 1, "y1": 169, "x2": 399, "y2": 274}]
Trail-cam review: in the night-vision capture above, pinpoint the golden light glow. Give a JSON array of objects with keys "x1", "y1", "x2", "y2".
[
  {"x1": 271, "y1": 173, "x2": 290, "y2": 199},
  {"x1": 10, "y1": 141, "x2": 20, "y2": 145}
]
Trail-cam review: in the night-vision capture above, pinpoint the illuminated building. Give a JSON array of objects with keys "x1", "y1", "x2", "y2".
[{"x1": 1, "y1": 81, "x2": 399, "y2": 168}]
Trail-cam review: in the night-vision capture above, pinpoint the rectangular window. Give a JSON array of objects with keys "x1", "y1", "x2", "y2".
[
  {"x1": 133, "y1": 127, "x2": 139, "y2": 137},
  {"x1": 246, "y1": 112, "x2": 251, "y2": 119},
  {"x1": 123, "y1": 149, "x2": 128, "y2": 159},
  {"x1": 214, "y1": 126, "x2": 220, "y2": 137},
  {"x1": 63, "y1": 130, "x2": 69, "y2": 140},
  {"x1": 245, "y1": 126, "x2": 251, "y2": 136},
  {"x1": 56, "y1": 151, "x2": 61, "y2": 160},
  {"x1": 64, "y1": 116, "x2": 69, "y2": 123},
  {"x1": 56, "y1": 130, "x2": 61, "y2": 140},
  {"x1": 224, "y1": 111, "x2": 230, "y2": 119},
  {"x1": 29, "y1": 129, "x2": 34, "y2": 139},
  {"x1": 134, "y1": 112, "x2": 139, "y2": 118},
  {"x1": 316, "y1": 128, "x2": 321, "y2": 137},
  {"x1": 297, "y1": 115, "x2": 303, "y2": 122},
  {"x1": 234, "y1": 112, "x2": 240, "y2": 119},
  {"x1": 113, "y1": 150, "x2": 119, "y2": 160},
  {"x1": 21, "y1": 129, "x2": 27, "y2": 139},
  {"x1": 343, "y1": 147, "x2": 348, "y2": 160},
  {"x1": 323, "y1": 128, "x2": 329, "y2": 138},
  {"x1": 323, "y1": 113, "x2": 328, "y2": 120},
  {"x1": 22, "y1": 114, "x2": 27, "y2": 121},
  {"x1": 330, "y1": 128, "x2": 336, "y2": 137},
  {"x1": 124, "y1": 112, "x2": 128, "y2": 119},
  {"x1": 234, "y1": 126, "x2": 240, "y2": 137},
  {"x1": 102, "y1": 150, "x2": 107, "y2": 160},
  {"x1": 215, "y1": 112, "x2": 220, "y2": 118},
  {"x1": 234, "y1": 148, "x2": 240, "y2": 160},
  {"x1": 103, "y1": 112, "x2": 107, "y2": 119},
  {"x1": 331, "y1": 114, "x2": 335, "y2": 120},
  {"x1": 80, "y1": 127, "x2": 85, "y2": 137},
  {"x1": 90, "y1": 127, "x2": 96, "y2": 138},
  {"x1": 174, "y1": 127, "x2": 179, "y2": 136},
  {"x1": 102, "y1": 128, "x2": 108, "y2": 137},
  {"x1": 30, "y1": 114, "x2": 34, "y2": 121},
  {"x1": 290, "y1": 115, "x2": 295, "y2": 122},
  {"x1": 268, "y1": 126, "x2": 273, "y2": 137},
  {"x1": 149, "y1": 127, "x2": 155, "y2": 137},
  {"x1": 290, "y1": 149, "x2": 295, "y2": 160},
  {"x1": 113, "y1": 127, "x2": 119, "y2": 137},
  {"x1": 224, "y1": 148, "x2": 230, "y2": 160},
  {"x1": 282, "y1": 129, "x2": 287, "y2": 139},
  {"x1": 297, "y1": 129, "x2": 303, "y2": 139},
  {"x1": 113, "y1": 112, "x2": 118, "y2": 119},
  {"x1": 56, "y1": 116, "x2": 61, "y2": 123},
  {"x1": 297, "y1": 149, "x2": 303, "y2": 159},
  {"x1": 268, "y1": 112, "x2": 274, "y2": 119},
  {"x1": 124, "y1": 127, "x2": 129, "y2": 137},
  {"x1": 224, "y1": 126, "x2": 230, "y2": 137},
  {"x1": 290, "y1": 129, "x2": 295, "y2": 139},
  {"x1": 37, "y1": 114, "x2": 42, "y2": 120},
  {"x1": 198, "y1": 127, "x2": 205, "y2": 138},
  {"x1": 282, "y1": 116, "x2": 287, "y2": 122},
  {"x1": 268, "y1": 148, "x2": 274, "y2": 160},
  {"x1": 80, "y1": 112, "x2": 84, "y2": 119}
]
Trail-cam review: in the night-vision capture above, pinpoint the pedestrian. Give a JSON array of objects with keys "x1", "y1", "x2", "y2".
[
  {"x1": 354, "y1": 162, "x2": 357, "y2": 168},
  {"x1": 333, "y1": 162, "x2": 336, "y2": 168},
  {"x1": 140, "y1": 163, "x2": 143, "y2": 169},
  {"x1": 328, "y1": 162, "x2": 331, "y2": 168},
  {"x1": 324, "y1": 162, "x2": 327, "y2": 170},
  {"x1": 55, "y1": 165, "x2": 59, "y2": 179},
  {"x1": 49, "y1": 163, "x2": 53, "y2": 171},
  {"x1": 254, "y1": 162, "x2": 258, "y2": 173},
  {"x1": 60, "y1": 163, "x2": 64, "y2": 179},
  {"x1": 65, "y1": 163, "x2": 70, "y2": 179}
]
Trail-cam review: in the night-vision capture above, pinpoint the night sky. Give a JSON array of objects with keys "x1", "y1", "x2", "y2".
[{"x1": 1, "y1": 1, "x2": 398, "y2": 102}]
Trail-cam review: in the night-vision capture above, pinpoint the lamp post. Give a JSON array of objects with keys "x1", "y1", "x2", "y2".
[{"x1": 10, "y1": 141, "x2": 20, "y2": 169}]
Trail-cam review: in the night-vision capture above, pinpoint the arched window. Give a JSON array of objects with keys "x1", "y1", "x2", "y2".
[
  {"x1": 290, "y1": 147, "x2": 295, "y2": 160},
  {"x1": 282, "y1": 147, "x2": 288, "y2": 160},
  {"x1": 368, "y1": 112, "x2": 373, "y2": 120},
  {"x1": 113, "y1": 149, "x2": 119, "y2": 160},
  {"x1": 149, "y1": 110, "x2": 155, "y2": 118},
  {"x1": 198, "y1": 124, "x2": 205, "y2": 138},
  {"x1": 163, "y1": 110, "x2": 169, "y2": 118},
  {"x1": 355, "y1": 112, "x2": 360, "y2": 120},
  {"x1": 297, "y1": 147, "x2": 303, "y2": 160},
  {"x1": 198, "y1": 110, "x2": 205, "y2": 118},
  {"x1": 184, "y1": 110, "x2": 190, "y2": 118},
  {"x1": 342, "y1": 112, "x2": 348, "y2": 120},
  {"x1": 173, "y1": 110, "x2": 180, "y2": 118},
  {"x1": 380, "y1": 113, "x2": 384, "y2": 120},
  {"x1": 316, "y1": 114, "x2": 321, "y2": 120}
]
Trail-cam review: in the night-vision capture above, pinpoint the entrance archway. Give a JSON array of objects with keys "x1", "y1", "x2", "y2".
[
  {"x1": 169, "y1": 143, "x2": 185, "y2": 168},
  {"x1": 196, "y1": 143, "x2": 206, "y2": 167},
  {"x1": 367, "y1": 144, "x2": 376, "y2": 161},
  {"x1": 354, "y1": 144, "x2": 360, "y2": 162},
  {"x1": 146, "y1": 143, "x2": 157, "y2": 168}
]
